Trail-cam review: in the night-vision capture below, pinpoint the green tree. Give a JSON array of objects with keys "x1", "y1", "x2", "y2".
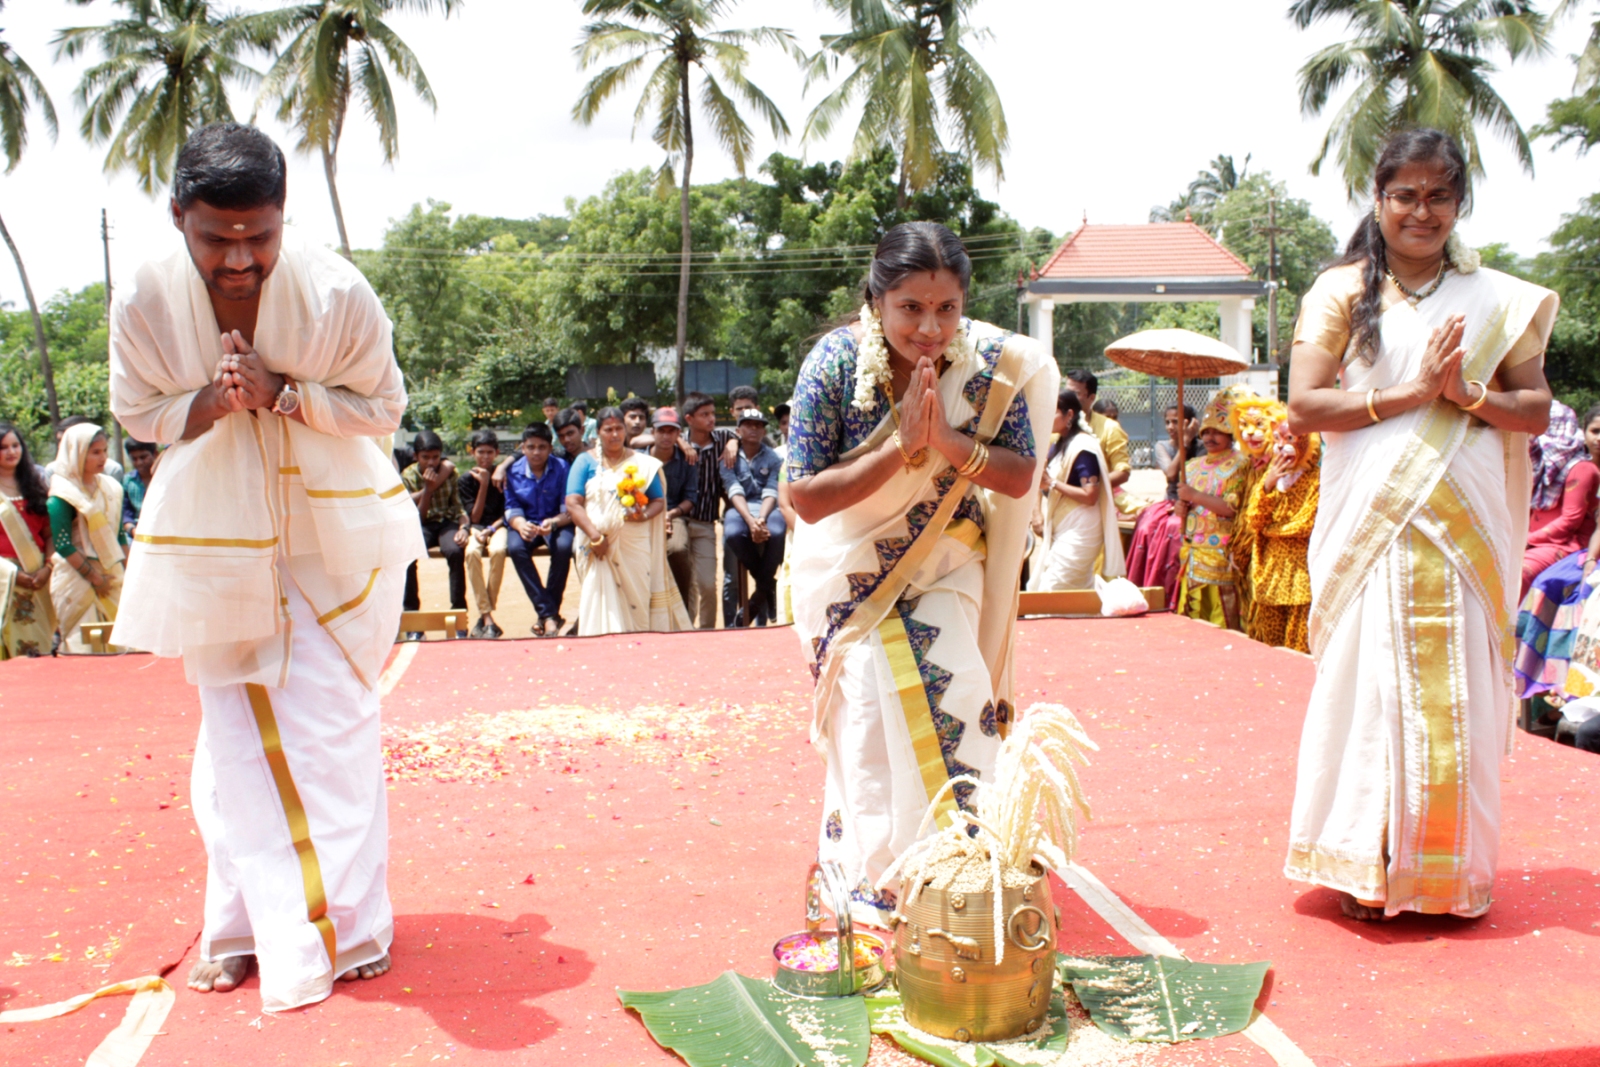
[
  {"x1": 1208, "y1": 172, "x2": 1338, "y2": 357},
  {"x1": 247, "y1": 0, "x2": 461, "y2": 260},
  {"x1": 542, "y1": 168, "x2": 735, "y2": 377},
  {"x1": 1290, "y1": 0, "x2": 1551, "y2": 197},
  {"x1": 0, "y1": 284, "x2": 111, "y2": 443},
  {"x1": 803, "y1": 0, "x2": 1009, "y2": 209},
  {"x1": 1533, "y1": 194, "x2": 1600, "y2": 412},
  {"x1": 360, "y1": 201, "x2": 550, "y2": 436},
  {"x1": 54, "y1": 0, "x2": 269, "y2": 194},
  {"x1": 0, "y1": 4, "x2": 61, "y2": 426},
  {"x1": 572, "y1": 0, "x2": 799, "y2": 405},
  {"x1": 1530, "y1": 3, "x2": 1600, "y2": 154}
]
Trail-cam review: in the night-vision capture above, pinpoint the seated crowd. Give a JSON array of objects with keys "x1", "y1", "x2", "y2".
[
  {"x1": 9, "y1": 383, "x2": 1600, "y2": 757},
  {"x1": 391, "y1": 386, "x2": 794, "y2": 639}
]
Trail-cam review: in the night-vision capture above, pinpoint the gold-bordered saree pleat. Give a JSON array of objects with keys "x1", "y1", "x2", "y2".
[
  {"x1": 878, "y1": 611, "x2": 961, "y2": 829},
  {"x1": 1389, "y1": 528, "x2": 1476, "y2": 913}
]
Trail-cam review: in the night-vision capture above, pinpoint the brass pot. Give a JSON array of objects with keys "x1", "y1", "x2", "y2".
[{"x1": 892, "y1": 865, "x2": 1055, "y2": 1042}]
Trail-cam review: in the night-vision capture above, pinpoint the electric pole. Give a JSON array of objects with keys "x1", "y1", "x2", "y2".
[
  {"x1": 1262, "y1": 196, "x2": 1284, "y2": 365},
  {"x1": 102, "y1": 209, "x2": 123, "y2": 467}
]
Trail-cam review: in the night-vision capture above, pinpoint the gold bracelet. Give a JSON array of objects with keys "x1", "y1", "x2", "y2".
[
  {"x1": 892, "y1": 430, "x2": 928, "y2": 470},
  {"x1": 1366, "y1": 388, "x2": 1382, "y2": 424},
  {"x1": 960, "y1": 441, "x2": 990, "y2": 479},
  {"x1": 956, "y1": 439, "x2": 981, "y2": 476},
  {"x1": 1461, "y1": 380, "x2": 1490, "y2": 412},
  {"x1": 591, "y1": 533, "x2": 606, "y2": 546}
]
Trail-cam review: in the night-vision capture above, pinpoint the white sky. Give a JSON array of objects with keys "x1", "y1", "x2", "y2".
[{"x1": 1, "y1": 0, "x2": 1596, "y2": 306}]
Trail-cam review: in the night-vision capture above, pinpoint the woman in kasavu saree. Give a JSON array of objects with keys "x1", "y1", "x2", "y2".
[
  {"x1": 1284, "y1": 129, "x2": 1558, "y2": 922},
  {"x1": 566, "y1": 407, "x2": 691, "y2": 636},
  {"x1": 787, "y1": 222, "x2": 1056, "y2": 929},
  {"x1": 49, "y1": 423, "x2": 126, "y2": 653},
  {"x1": 1027, "y1": 388, "x2": 1124, "y2": 592}
]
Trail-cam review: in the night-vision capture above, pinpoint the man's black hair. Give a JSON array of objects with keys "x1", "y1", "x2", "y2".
[
  {"x1": 683, "y1": 391, "x2": 716, "y2": 417},
  {"x1": 773, "y1": 402, "x2": 791, "y2": 419},
  {"x1": 1066, "y1": 368, "x2": 1098, "y2": 396},
  {"x1": 619, "y1": 396, "x2": 650, "y2": 416},
  {"x1": 521, "y1": 423, "x2": 554, "y2": 443},
  {"x1": 172, "y1": 123, "x2": 288, "y2": 211},
  {"x1": 729, "y1": 384, "x2": 759, "y2": 404},
  {"x1": 56, "y1": 414, "x2": 93, "y2": 435},
  {"x1": 412, "y1": 430, "x2": 445, "y2": 454},
  {"x1": 125, "y1": 439, "x2": 158, "y2": 456},
  {"x1": 541, "y1": 396, "x2": 562, "y2": 409},
  {"x1": 468, "y1": 429, "x2": 499, "y2": 449},
  {"x1": 553, "y1": 408, "x2": 584, "y2": 432},
  {"x1": 571, "y1": 399, "x2": 588, "y2": 412}
]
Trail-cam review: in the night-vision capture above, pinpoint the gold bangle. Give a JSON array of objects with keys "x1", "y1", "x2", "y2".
[
  {"x1": 960, "y1": 441, "x2": 989, "y2": 479},
  {"x1": 1366, "y1": 388, "x2": 1382, "y2": 423},
  {"x1": 1461, "y1": 380, "x2": 1490, "y2": 412},
  {"x1": 591, "y1": 533, "x2": 606, "y2": 546}
]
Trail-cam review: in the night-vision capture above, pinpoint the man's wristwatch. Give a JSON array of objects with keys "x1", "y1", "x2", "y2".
[{"x1": 272, "y1": 375, "x2": 301, "y2": 416}]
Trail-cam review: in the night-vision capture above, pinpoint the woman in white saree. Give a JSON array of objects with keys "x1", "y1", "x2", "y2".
[
  {"x1": 566, "y1": 408, "x2": 691, "y2": 636},
  {"x1": 48, "y1": 423, "x2": 126, "y2": 653},
  {"x1": 1027, "y1": 389, "x2": 1125, "y2": 592},
  {"x1": 787, "y1": 223, "x2": 1057, "y2": 927},
  {"x1": 1285, "y1": 130, "x2": 1557, "y2": 921}
]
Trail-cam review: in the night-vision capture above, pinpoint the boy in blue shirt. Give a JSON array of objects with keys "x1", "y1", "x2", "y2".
[
  {"x1": 720, "y1": 408, "x2": 785, "y2": 626},
  {"x1": 504, "y1": 423, "x2": 574, "y2": 636}
]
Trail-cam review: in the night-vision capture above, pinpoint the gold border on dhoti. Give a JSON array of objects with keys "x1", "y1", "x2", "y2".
[
  {"x1": 878, "y1": 609, "x2": 960, "y2": 829},
  {"x1": 244, "y1": 683, "x2": 339, "y2": 969}
]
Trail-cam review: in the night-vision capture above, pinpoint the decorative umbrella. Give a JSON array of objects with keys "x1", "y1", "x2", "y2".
[{"x1": 1102, "y1": 328, "x2": 1252, "y2": 551}]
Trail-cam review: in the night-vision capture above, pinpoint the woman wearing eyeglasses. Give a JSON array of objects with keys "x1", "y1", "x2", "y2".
[{"x1": 1283, "y1": 128, "x2": 1558, "y2": 923}]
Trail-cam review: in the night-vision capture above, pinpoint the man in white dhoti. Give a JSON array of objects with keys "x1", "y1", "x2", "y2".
[
  {"x1": 109, "y1": 123, "x2": 422, "y2": 1008},
  {"x1": 1285, "y1": 128, "x2": 1556, "y2": 922}
]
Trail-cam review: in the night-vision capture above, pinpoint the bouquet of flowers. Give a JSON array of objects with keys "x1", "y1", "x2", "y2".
[{"x1": 615, "y1": 464, "x2": 648, "y2": 518}]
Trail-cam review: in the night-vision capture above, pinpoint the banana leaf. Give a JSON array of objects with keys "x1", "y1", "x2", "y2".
[
  {"x1": 618, "y1": 970, "x2": 870, "y2": 1067},
  {"x1": 864, "y1": 983, "x2": 1070, "y2": 1067},
  {"x1": 1058, "y1": 955, "x2": 1269, "y2": 1043}
]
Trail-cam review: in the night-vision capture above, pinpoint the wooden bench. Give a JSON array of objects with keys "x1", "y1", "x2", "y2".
[
  {"x1": 77, "y1": 622, "x2": 118, "y2": 654},
  {"x1": 1017, "y1": 587, "x2": 1166, "y2": 619},
  {"x1": 399, "y1": 610, "x2": 470, "y2": 640}
]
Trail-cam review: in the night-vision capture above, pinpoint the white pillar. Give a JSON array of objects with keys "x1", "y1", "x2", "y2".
[
  {"x1": 1029, "y1": 297, "x2": 1054, "y2": 362},
  {"x1": 1218, "y1": 297, "x2": 1253, "y2": 360},
  {"x1": 1239, "y1": 298, "x2": 1256, "y2": 361}
]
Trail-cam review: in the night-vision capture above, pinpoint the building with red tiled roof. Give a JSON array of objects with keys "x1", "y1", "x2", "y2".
[{"x1": 1024, "y1": 221, "x2": 1267, "y2": 361}]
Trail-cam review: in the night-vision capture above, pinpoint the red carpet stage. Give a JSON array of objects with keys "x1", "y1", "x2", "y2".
[{"x1": 2, "y1": 615, "x2": 1596, "y2": 1066}]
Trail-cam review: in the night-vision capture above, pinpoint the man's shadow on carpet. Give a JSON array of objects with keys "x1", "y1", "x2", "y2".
[{"x1": 340, "y1": 911, "x2": 593, "y2": 1050}]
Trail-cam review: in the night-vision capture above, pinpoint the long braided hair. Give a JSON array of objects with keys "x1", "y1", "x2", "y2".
[{"x1": 1334, "y1": 128, "x2": 1471, "y2": 363}]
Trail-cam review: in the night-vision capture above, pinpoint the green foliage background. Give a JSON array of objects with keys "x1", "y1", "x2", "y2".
[{"x1": 7, "y1": 147, "x2": 1600, "y2": 451}]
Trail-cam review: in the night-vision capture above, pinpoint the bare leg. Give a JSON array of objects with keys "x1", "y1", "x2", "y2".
[
  {"x1": 188, "y1": 955, "x2": 252, "y2": 992},
  {"x1": 1338, "y1": 892, "x2": 1391, "y2": 922},
  {"x1": 338, "y1": 953, "x2": 391, "y2": 981}
]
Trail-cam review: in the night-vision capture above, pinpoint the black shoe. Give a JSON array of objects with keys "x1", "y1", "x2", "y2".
[
  {"x1": 404, "y1": 631, "x2": 424, "y2": 642},
  {"x1": 469, "y1": 620, "x2": 487, "y2": 640},
  {"x1": 485, "y1": 621, "x2": 503, "y2": 639}
]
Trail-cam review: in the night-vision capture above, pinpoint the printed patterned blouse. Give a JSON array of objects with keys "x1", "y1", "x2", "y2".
[{"x1": 785, "y1": 322, "x2": 1036, "y2": 486}]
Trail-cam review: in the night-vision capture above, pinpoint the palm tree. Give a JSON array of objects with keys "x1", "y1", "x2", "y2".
[
  {"x1": 803, "y1": 0, "x2": 1008, "y2": 209},
  {"x1": 246, "y1": 1, "x2": 460, "y2": 261},
  {"x1": 54, "y1": 0, "x2": 268, "y2": 195},
  {"x1": 0, "y1": 4, "x2": 61, "y2": 426},
  {"x1": 1290, "y1": 0, "x2": 1552, "y2": 198},
  {"x1": 1150, "y1": 153, "x2": 1251, "y2": 225},
  {"x1": 572, "y1": 0, "x2": 799, "y2": 407}
]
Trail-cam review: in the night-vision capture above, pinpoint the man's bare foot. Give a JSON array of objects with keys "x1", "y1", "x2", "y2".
[
  {"x1": 1338, "y1": 892, "x2": 1391, "y2": 922},
  {"x1": 338, "y1": 953, "x2": 391, "y2": 981},
  {"x1": 188, "y1": 955, "x2": 251, "y2": 992}
]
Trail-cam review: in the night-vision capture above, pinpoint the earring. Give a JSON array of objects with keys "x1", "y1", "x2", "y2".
[{"x1": 1373, "y1": 198, "x2": 1381, "y2": 223}]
